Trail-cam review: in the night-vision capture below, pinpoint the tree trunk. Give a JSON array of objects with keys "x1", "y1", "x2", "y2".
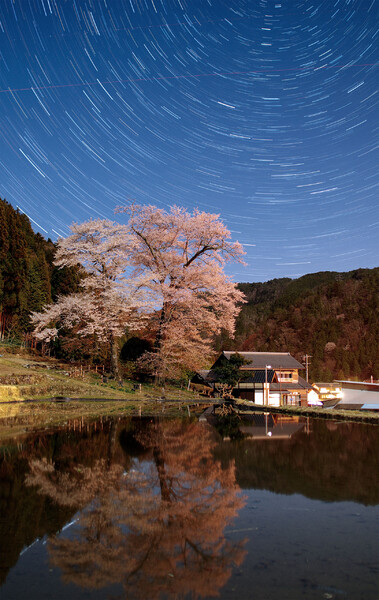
[
  {"x1": 153, "y1": 446, "x2": 171, "y2": 503},
  {"x1": 153, "y1": 303, "x2": 166, "y2": 386},
  {"x1": 110, "y1": 334, "x2": 123, "y2": 385},
  {"x1": 154, "y1": 303, "x2": 166, "y2": 351},
  {"x1": 107, "y1": 420, "x2": 117, "y2": 468}
]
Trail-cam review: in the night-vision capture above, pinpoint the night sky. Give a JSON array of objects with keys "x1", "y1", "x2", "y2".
[{"x1": 0, "y1": 0, "x2": 377, "y2": 282}]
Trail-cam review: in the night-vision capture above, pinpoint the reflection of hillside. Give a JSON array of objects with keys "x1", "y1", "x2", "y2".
[
  {"x1": 0, "y1": 463, "x2": 74, "y2": 585},
  {"x1": 0, "y1": 419, "x2": 128, "y2": 585},
  {"x1": 0, "y1": 401, "x2": 21, "y2": 418},
  {"x1": 214, "y1": 418, "x2": 379, "y2": 505},
  {"x1": 2, "y1": 415, "x2": 377, "y2": 595}
]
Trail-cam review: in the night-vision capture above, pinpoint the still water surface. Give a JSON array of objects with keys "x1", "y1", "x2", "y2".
[{"x1": 0, "y1": 414, "x2": 378, "y2": 599}]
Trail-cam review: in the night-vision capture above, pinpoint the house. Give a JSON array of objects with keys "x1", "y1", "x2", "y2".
[
  {"x1": 313, "y1": 382, "x2": 343, "y2": 404},
  {"x1": 197, "y1": 351, "x2": 319, "y2": 407},
  {"x1": 332, "y1": 380, "x2": 379, "y2": 411}
]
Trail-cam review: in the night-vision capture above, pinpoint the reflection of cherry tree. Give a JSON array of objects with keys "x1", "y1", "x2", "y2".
[{"x1": 26, "y1": 420, "x2": 246, "y2": 599}]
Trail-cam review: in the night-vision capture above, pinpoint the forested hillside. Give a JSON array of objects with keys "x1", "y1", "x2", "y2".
[
  {"x1": 0, "y1": 198, "x2": 80, "y2": 338},
  {"x1": 231, "y1": 269, "x2": 379, "y2": 381}
]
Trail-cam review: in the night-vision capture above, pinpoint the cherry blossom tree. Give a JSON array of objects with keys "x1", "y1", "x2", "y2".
[
  {"x1": 32, "y1": 205, "x2": 246, "y2": 381},
  {"x1": 31, "y1": 219, "x2": 151, "y2": 382},
  {"x1": 118, "y1": 204, "x2": 246, "y2": 380}
]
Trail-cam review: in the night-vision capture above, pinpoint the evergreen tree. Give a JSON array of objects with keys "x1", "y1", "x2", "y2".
[{"x1": 0, "y1": 198, "x2": 81, "y2": 339}]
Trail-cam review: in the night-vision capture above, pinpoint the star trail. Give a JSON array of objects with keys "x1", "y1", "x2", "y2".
[{"x1": 0, "y1": 0, "x2": 377, "y2": 281}]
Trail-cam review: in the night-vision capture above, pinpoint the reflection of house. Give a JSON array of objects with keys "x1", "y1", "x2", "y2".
[
  {"x1": 239, "y1": 414, "x2": 306, "y2": 440},
  {"x1": 197, "y1": 351, "x2": 319, "y2": 407}
]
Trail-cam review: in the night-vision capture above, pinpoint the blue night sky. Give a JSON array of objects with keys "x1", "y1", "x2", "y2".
[{"x1": 0, "y1": 0, "x2": 377, "y2": 282}]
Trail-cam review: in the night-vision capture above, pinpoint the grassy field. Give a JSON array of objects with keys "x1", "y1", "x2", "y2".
[{"x1": 0, "y1": 349, "x2": 197, "y2": 401}]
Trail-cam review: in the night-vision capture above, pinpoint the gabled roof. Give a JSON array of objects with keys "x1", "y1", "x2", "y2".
[
  {"x1": 334, "y1": 380, "x2": 379, "y2": 391},
  {"x1": 221, "y1": 351, "x2": 304, "y2": 370}
]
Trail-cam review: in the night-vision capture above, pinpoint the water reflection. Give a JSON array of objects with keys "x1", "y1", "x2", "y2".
[
  {"x1": 0, "y1": 415, "x2": 378, "y2": 599},
  {"x1": 213, "y1": 415, "x2": 379, "y2": 505},
  {"x1": 214, "y1": 412, "x2": 306, "y2": 440},
  {"x1": 24, "y1": 419, "x2": 246, "y2": 598}
]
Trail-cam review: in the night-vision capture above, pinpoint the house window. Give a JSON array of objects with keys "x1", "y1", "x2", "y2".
[{"x1": 279, "y1": 372, "x2": 293, "y2": 380}]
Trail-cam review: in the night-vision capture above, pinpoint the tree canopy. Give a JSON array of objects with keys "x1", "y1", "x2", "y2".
[
  {"x1": 232, "y1": 268, "x2": 379, "y2": 381},
  {"x1": 3, "y1": 196, "x2": 377, "y2": 381},
  {"x1": 118, "y1": 204, "x2": 246, "y2": 379},
  {"x1": 214, "y1": 353, "x2": 251, "y2": 387},
  {"x1": 32, "y1": 204, "x2": 246, "y2": 379}
]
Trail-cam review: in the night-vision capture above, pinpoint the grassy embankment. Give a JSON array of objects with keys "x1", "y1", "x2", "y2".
[{"x1": 0, "y1": 350, "x2": 206, "y2": 437}]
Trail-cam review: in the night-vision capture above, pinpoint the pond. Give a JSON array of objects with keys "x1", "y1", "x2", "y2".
[{"x1": 0, "y1": 414, "x2": 378, "y2": 600}]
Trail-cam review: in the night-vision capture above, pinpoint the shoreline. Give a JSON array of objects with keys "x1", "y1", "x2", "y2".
[
  {"x1": 227, "y1": 402, "x2": 379, "y2": 425},
  {"x1": 0, "y1": 396, "x2": 377, "y2": 442}
]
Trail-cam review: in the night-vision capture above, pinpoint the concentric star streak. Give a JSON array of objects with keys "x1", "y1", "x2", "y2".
[{"x1": 0, "y1": 0, "x2": 377, "y2": 281}]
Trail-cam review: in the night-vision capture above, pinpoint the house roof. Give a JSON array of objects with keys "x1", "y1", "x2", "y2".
[
  {"x1": 239, "y1": 369, "x2": 276, "y2": 384},
  {"x1": 298, "y1": 376, "x2": 316, "y2": 391},
  {"x1": 334, "y1": 380, "x2": 379, "y2": 392},
  {"x1": 269, "y1": 376, "x2": 316, "y2": 392},
  {"x1": 198, "y1": 370, "x2": 211, "y2": 380},
  {"x1": 221, "y1": 351, "x2": 304, "y2": 370}
]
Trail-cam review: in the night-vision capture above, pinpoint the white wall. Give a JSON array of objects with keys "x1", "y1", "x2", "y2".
[
  {"x1": 307, "y1": 390, "x2": 321, "y2": 405},
  {"x1": 268, "y1": 393, "x2": 280, "y2": 407},
  {"x1": 255, "y1": 390, "x2": 264, "y2": 405},
  {"x1": 340, "y1": 388, "x2": 379, "y2": 404}
]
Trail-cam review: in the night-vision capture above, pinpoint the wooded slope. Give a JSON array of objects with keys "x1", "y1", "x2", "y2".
[
  {"x1": 0, "y1": 198, "x2": 80, "y2": 336},
  {"x1": 231, "y1": 268, "x2": 379, "y2": 381}
]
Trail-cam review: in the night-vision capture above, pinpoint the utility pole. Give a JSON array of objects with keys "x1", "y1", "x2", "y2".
[{"x1": 303, "y1": 354, "x2": 312, "y2": 382}]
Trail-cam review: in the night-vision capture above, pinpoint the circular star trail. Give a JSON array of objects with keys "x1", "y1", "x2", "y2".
[{"x1": 0, "y1": 0, "x2": 377, "y2": 281}]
